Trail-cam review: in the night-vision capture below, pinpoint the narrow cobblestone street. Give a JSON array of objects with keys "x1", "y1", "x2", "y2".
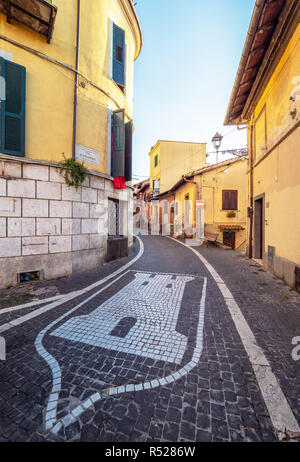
[{"x1": 0, "y1": 236, "x2": 299, "y2": 442}]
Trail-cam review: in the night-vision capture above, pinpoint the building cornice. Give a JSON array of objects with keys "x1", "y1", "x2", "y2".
[
  {"x1": 224, "y1": 0, "x2": 300, "y2": 125},
  {"x1": 0, "y1": 152, "x2": 134, "y2": 189},
  {"x1": 118, "y1": 0, "x2": 142, "y2": 60}
]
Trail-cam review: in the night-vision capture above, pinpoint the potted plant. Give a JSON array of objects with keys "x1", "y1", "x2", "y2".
[{"x1": 227, "y1": 210, "x2": 236, "y2": 218}]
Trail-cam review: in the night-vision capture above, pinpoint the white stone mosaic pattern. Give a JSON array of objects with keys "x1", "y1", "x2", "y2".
[
  {"x1": 50, "y1": 272, "x2": 194, "y2": 364},
  {"x1": 50, "y1": 276, "x2": 207, "y2": 435}
]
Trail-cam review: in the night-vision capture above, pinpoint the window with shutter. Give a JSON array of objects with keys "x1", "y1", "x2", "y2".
[
  {"x1": 113, "y1": 23, "x2": 125, "y2": 90},
  {"x1": 154, "y1": 154, "x2": 158, "y2": 167},
  {"x1": 222, "y1": 190, "x2": 238, "y2": 210},
  {"x1": 0, "y1": 58, "x2": 26, "y2": 157},
  {"x1": 124, "y1": 121, "x2": 132, "y2": 182},
  {"x1": 111, "y1": 109, "x2": 125, "y2": 177},
  {"x1": 230, "y1": 190, "x2": 238, "y2": 210}
]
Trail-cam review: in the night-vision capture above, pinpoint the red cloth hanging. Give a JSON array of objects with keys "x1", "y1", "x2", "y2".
[{"x1": 113, "y1": 176, "x2": 126, "y2": 189}]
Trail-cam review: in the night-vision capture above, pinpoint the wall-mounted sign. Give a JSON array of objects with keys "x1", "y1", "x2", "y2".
[
  {"x1": 196, "y1": 200, "x2": 205, "y2": 209},
  {"x1": 75, "y1": 144, "x2": 100, "y2": 166}
]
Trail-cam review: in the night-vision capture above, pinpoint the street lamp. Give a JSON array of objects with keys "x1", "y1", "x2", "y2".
[{"x1": 212, "y1": 132, "x2": 223, "y2": 164}]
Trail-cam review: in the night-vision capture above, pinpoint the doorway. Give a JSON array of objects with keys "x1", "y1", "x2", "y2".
[
  {"x1": 223, "y1": 231, "x2": 235, "y2": 249},
  {"x1": 254, "y1": 195, "x2": 264, "y2": 259}
]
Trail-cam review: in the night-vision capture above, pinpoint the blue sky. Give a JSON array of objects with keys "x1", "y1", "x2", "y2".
[{"x1": 132, "y1": 0, "x2": 255, "y2": 182}]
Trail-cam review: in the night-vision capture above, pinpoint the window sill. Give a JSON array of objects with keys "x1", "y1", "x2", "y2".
[{"x1": 111, "y1": 79, "x2": 127, "y2": 98}]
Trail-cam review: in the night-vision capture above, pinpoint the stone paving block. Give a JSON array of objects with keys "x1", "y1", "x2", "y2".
[
  {"x1": 61, "y1": 219, "x2": 81, "y2": 235},
  {"x1": 49, "y1": 236, "x2": 72, "y2": 254},
  {"x1": 72, "y1": 234, "x2": 90, "y2": 251},
  {"x1": 82, "y1": 187, "x2": 97, "y2": 204},
  {"x1": 0, "y1": 197, "x2": 21, "y2": 217},
  {"x1": 50, "y1": 201, "x2": 72, "y2": 218},
  {"x1": 0, "y1": 237, "x2": 21, "y2": 257},
  {"x1": 37, "y1": 182, "x2": 61, "y2": 200},
  {"x1": 73, "y1": 202, "x2": 89, "y2": 219},
  {"x1": 36, "y1": 218, "x2": 60, "y2": 236},
  {"x1": 61, "y1": 185, "x2": 81, "y2": 202},
  {"x1": 23, "y1": 164, "x2": 49, "y2": 181},
  {"x1": 22, "y1": 236, "x2": 48, "y2": 256},
  {"x1": 81, "y1": 219, "x2": 98, "y2": 234},
  {"x1": 7, "y1": 218, "x2": 35, "y2": 237},
  {"x1": 0, "y1": 178, "x2": 5, "y2": 197},
  {"x1": 0, "y1": 218, "x2": 6, "y2": 236},
  {"x1": 2, "y1": 161, "x2": 21, "y2": 178},
  {"x1": 23, "y1": 199, "x2": 48, "y2": 218}
]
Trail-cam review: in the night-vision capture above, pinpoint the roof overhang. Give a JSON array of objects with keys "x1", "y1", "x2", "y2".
[
  {"x1": 118, "y1": 0, "x2": 142, "y2": 60},
  {"x1": 155, "y1": 156, "x2": 248, "y2": 197},
  {"x1": 224, "y1": 0, "x2": 300, "y2": 125},
  {"x1": 219, "y1": 225, "x2": 245, "y2": 231}
]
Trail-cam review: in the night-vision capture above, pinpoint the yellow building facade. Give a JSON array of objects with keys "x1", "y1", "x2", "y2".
[
  {"x1": 0, "y1": 0, "x2": 141, "y2": 171},
  {"x1": 225, "y1": 0, "x2": 300, "y2": 287},
  {"x1": 149, "y1": 140, "x2": 207, "y2": 195},
  {"x1": 0, "y1": 0, "x2": 142, "y2": 287},
  {"x1": 162, "y1": 157, "x2": 247, "y2": 251}
]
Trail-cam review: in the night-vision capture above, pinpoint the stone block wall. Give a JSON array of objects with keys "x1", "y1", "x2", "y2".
[{"x1": 0, "y1": 158, "x2": 133, "y2": 288}]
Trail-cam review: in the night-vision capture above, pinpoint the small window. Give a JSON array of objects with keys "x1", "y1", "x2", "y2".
[
  {"x1": 154, "y1": 154, "x2": 158, "y2": 167},
  {"x1": 222, "y1": 190, "x2": 238, "y2": 210}
]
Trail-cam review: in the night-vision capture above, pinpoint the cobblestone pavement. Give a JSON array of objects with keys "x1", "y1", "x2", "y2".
[{"x1": 0, "y1": 236, "x2": 299, "y2": 442}]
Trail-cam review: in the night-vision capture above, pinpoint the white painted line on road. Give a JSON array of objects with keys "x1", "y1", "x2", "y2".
[
  {"x1": 0, "y1": 295, "x2": 65, "y2": 315},
  {"x1": 50, "y1": 276, "x2": 208, "y2": 434},
  {"x1": 36, "y1": 269, "x2": 132, "y2": 429},
  {"x1": 168, "y1": 236, "x2": 300, "y2": 439},
  {"x1": 0, "y1": 237, "x2": 145, "y2": 333}
]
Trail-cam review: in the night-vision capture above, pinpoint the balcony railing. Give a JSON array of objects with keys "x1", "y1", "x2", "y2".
[{"x1": 0, "y1": 0, "x2": 57, "y2": 43}]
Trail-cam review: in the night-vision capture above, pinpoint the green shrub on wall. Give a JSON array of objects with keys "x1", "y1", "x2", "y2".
[{"x1": 58, "y1": 155, "x2": 88, "y2": 190}]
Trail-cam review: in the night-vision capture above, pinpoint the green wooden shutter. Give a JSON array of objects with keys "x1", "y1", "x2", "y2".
[
  {"x1": 0, "y1": 58, "x2": 26, "y2": 157},
  {"x1": 112, "y1": 109, "x2": 125, "y2": 177},
  {"x1": 113, "y1": 23, "x2": 125, "y2": 87},
  {"x1": 124, "y1": 121, "x2": 132, "y2": 182}
]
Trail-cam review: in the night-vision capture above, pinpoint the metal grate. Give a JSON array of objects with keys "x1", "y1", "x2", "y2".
[
  {"x1": 108, "y1": 198, "x2": 119, "y2": 236},
  {"x1": 18, "y1": 271, "x2": 40, "y2": 283}
]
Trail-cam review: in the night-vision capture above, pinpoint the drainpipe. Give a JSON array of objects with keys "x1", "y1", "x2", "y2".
[
  {"x1": 248, "y1": 121, "x2": 254, "y2": 259},
  {"x1": 72, "y1": 0, "x2": 80, "y2": 160}
]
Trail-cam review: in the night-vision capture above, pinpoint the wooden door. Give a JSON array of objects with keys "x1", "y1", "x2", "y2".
[
  {"x1": 254, "y1": 197, "x2": 264, "y2": 259},
  {"x1": 223, "y1": 231, "x2": 235, "y2": 249}
]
